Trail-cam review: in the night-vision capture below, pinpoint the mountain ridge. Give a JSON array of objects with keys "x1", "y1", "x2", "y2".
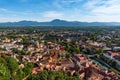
[{"x1": 0, "y1": 19, "x2": 120, "y2": 26}]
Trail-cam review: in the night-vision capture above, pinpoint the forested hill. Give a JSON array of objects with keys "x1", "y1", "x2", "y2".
[{"x1": 0, "y1": 19, "x2": 120, "y2": 26}]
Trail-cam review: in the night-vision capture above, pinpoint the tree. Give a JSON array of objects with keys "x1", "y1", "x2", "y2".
[
  {"x1": 75, "y1": 46, "x2": 80, "y2": 53},
  {"x1": 6, "y1": 57, "x2": 18, "y2": 74},
  {"x1": 0, "y1": 57, "x2": 10, "y2": 80},
  {"x1": 66, "y1": 52, "x2": 71, "y2": 58},
  {"x1": 91, "y1": 32, "x2": 97, "y2": 41},
  {"x1": 73, "y1": 71, "x2": 79, "y2": 77},
  {"x1": 66, "y1": 76, "x2": 80, "y2": 80},
  {"x1": 38, "y1": 70, "x2": 48, "y2": 80},
  {"x1": 27, "y1": 74, "x2": 39, "y2": 80},
  {"x1": 55, "y1": 71, "x2": 64, "y2": 80},
  {"x1": 14, "y1": 69, "x2": 25, "y2": 80},
  {"x1": 22, "y1": 62, "x2": 34, "y2": 77}
]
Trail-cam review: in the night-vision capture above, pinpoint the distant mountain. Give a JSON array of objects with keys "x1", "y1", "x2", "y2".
[{"x1": 0, "y1": 19, "x2": 120, "y2": 26}]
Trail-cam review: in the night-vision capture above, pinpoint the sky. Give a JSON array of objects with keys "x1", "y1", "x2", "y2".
[{"x1": 0, "y1": 0, "x2": 120, "y2": 22}]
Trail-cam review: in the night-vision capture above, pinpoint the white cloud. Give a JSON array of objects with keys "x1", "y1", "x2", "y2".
[
  {"x1": 90, "y1": 0, "x2": 120, "y2": 15},
  {"x1": 0, "y1": 8, "x2": 7, "y2": 12},
  {"x1": 92, "y1": 5, "x2": 120, "y2": 15},
  {"x1": 83, "y1": 0, "x2": 105, "y2": 10},
  {"x1": 54, "y1": 0, "x2": 82, "y2": 9},
  {"x1": 83, "y1": 0, "x2": 120, "y2": 14},
  {"x1": 43, "y1": 11, "x2": 63, "y2": 19},
  {"x1": 79, "y1": 0, "x2": 120, "y2": 22}
]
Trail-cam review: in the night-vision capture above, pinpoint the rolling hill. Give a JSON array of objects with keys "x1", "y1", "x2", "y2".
[{"x1": 0, "y1": 19, "x2": 120, "y2": 26}]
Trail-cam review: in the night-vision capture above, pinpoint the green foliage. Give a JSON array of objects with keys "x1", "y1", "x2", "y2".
[
  {"x1": 27, "y1": 74, "x2": 39, "y2": 80},
  {"x1": 66, "y1": 52, "x2": 71, "y2": 58},
  {"x1": 0, "y1": 55, "x2": 29, "y2": 80},
  {"x1": 6, "y1": 57, "x2": 19, "y2": 74},
  {"x1": 12, "y1": 48, "x2": 26, "y2": 55},
  {"x1": 6, "y1": 33, "x2": 17, "y2": 39},
  {"x1": 14, "y1": 62, "x2": 34, "y2": 80},
  {"x1": 91, "y1": 32, "x2": 98, "y2": 41},
  {"x1": 27, "y1": 70, "x2": 81, "y2": 80},
  {"x1": 75, "y1": 46, "x2": 80, "y2": 54},
  {"x1": 39, "y1": 70, "x2": 48, "y2": 80},
  {"x1": 0, "y1": 57, "x2": 10, "y2": 80},
  {"x1": 22, "y1": 62, "x2": 34, "y2": 76},
  {"x1": 62, "y1": 42, "x2": 81, "y2": 55},
  {"x1": 73, "y1": 71, "x2": 79, "y2": 77},
  {"x1": 15, "y1": 69, "x2": 25, "y2": 80},
  {"x1": 66, "y1": 77, "x2": 80, "y2": 80}
]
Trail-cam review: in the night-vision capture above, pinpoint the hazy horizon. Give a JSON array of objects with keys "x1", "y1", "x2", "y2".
[{"x1": 1, "y1": 19, "x2": 120, "y2": 23}]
